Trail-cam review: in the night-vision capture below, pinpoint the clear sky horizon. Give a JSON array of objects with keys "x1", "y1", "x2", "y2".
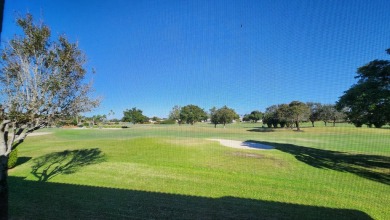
[{"x1": 2, "y1": 0, "x2": 390, "y2": 118}]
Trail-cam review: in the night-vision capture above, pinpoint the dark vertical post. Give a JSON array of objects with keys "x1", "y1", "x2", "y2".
[
  {"x1": 0, "y1": 156, "x2": 8, "y2": 220},
  {"x1": 0, "y1": 0, "x2": 4, "y2": 41}
]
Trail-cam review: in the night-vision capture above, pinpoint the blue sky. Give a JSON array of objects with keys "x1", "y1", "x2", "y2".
[{"x1": 2, "y1": 0, "x2": 390, "y2": 118}]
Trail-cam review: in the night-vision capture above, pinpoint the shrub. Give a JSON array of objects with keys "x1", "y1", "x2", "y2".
[
  {"x1": 8, "y1": 148, "x2": 18, "y2": 169},
  {"x1": 160, "y1": 119, "x2": 176, "y2": 124},
  {"x1": 56, "y1": 121, "x2": 66, "y2": 127}
]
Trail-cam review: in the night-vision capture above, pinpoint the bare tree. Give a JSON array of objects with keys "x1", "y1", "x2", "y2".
[{"x1": 0, "y1": 14, "x2": 100, "y2": 218}]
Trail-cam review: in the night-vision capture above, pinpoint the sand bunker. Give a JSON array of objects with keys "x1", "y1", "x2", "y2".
[
  {"x1": 208, "y1": 139, "x2": 274, "y2": 150},
  {"x1": 27, "y1": 132, "x2": 52, "y2": 136}
]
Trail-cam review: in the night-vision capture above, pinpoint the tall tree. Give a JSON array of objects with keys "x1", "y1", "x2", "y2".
[
  {"x1": 168, "y1": 105, "x2": 181, "y2": 124},
  {"x1": 337, "y1": 50, "x2": 390, "y2": 128},
  {"x1": 242, "y1": 114, "x2": 251, "y2": 122},
  {"x1": 263, "y1": 105, "x2": 279, "y2": 128},
  {"x1": 318, "y1": 104, "x2": 334, "y2": 126},
  {"x1": 318, "y1": 104, "x2": 345, "y2": 127},
  {"x1": 288, "y1": 101, "x2": 310, "y2": 131},
  {"x1": 248, "y1": 110, "x2": 263, "y2": 123},
  {"x1": 306, "y1": 102, "x2": 322, "y2": 127},
  {"x1": 276, "y1": 104, "x2": 292, "y2": 128},
  {"x1": 209, "y1": 107, "x2": 219, "y2": 128},
  {"x1": 122, "y1": 107, "x2": 148, "y2": 124},
  {"x1": 92, "y1": 114, "x2": 107, "y2": 127},
  {"x1": 0, "y1": 14, "x2": 99, "y2": 218},
  {"x1": 179, "y1": 105, "x2": 207, "y2": 125},
  {"x1": 213, "y1": 106, "x2": 239, "y2": 128}
]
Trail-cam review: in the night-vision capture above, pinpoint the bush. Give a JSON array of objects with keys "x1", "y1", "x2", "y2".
[
  {"x1": 160, "y1": 119, "x2": 176, "y2": 124},
  {"x1": 8, "y1": 148, "x2": 18, "y2": 169},
  {"x1": 56, "y1": 121, "x2": 66, "y2": 127}
]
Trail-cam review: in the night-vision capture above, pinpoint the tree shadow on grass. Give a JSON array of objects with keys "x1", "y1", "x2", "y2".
[
  {"x1": 31, "y1": 148, "x2": 105, "y2": 182},
  {"x1": 13, "y1": 157, "x2": 32, "y2": 168},
  {"x1": 246, "y1": 140, "x2": 390, "y2": 185},
  {"x1": 9, "y1": 176, "x2": 373, "y2": 219},
  {"x1": 247, "y1": 127, "x2": 275, "y2": 132}
]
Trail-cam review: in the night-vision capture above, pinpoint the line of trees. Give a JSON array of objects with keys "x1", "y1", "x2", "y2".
[
  {"x1": 167, "y1": 104, "x2": 239, "y2": 127},
  {"x1": 263, "y1": 101, "x2": 310, "y2": 131},
  {"x1": 121, "y1": 101, "x2": 346, "y2": 131},
  {"x1": 128, "y1": 49, "x2": 390, "y2": 129},
  {"x1": 262, "y1": 101, "x2": 345, "y2": 130},
  {"x1": 164, "y1": 102, "x2": 345, "y2": 131}
]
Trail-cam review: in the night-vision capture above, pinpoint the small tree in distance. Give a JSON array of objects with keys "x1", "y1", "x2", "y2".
[
  {"x1": 168, "y1": 105, "x2": 181, "y2": 124},
  {"x1": 210, "y1": 106, "x2": 239, "y2": 128},
  {"x1": 263, "y1": 105, "x2": 279, "y2": 128},
  {"x1": 179, "y1": 105, "x2": 207, "y2": 125},
  {"x1": 122, "y1": 107, "x2": 148, "y2": 124},
  {"x1": 217, "y1": 106, "x2": 239, "y2": 128},
  {"x1": 289, "y1": 101, "x2": 310, "y2": 131},
  {"x1": 248, "y1": 110, "x2": 263, "y2": 123},
  {"x1": 209, "y1": 107, "x2": 219, "y2": 128},
  {"x1": 319, "y1": 104, "x2": 335, "y2": 126},
  {"x1": 307, "y1": 102, "x2": 322, "y2": 127}
]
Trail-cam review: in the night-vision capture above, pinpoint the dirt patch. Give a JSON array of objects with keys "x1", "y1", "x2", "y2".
[{"x1": 232, "y1": 152, "x2": 264, "y2": 159}]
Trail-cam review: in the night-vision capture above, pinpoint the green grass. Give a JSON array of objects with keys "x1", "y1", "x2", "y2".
[{"x1": 9, "y1": 123, "x2": 390, "y2": 219}]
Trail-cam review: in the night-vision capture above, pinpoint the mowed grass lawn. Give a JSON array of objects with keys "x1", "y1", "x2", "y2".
[{"x1": 8, "y1": 123, "x2": 390, "y2": 219}]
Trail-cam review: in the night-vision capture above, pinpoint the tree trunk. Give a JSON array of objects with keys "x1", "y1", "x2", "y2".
[
  {"x1": 214, "y1": 124, "x2": 217, "y2": 128},
  {"x1": 0, "y1": 155, "x2": 8, "y2": 220},
  {"x1": 295, "y1": 121, "x2": 300, "y2": 131},
  {"x1": 311, "y1": 121, "x2": 314, "y2": 127}
]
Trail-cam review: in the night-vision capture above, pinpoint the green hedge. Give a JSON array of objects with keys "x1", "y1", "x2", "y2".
[
  {"x1": 159, "y1": 119, "x2": 176, "y2": 124},
  {"x1": 8, "y1": 148, "x2": 18, "y2": 169}
]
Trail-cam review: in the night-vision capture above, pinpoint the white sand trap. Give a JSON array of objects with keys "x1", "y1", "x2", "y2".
[
  {"x1": 208, "y1": 139, "x2": 274, "y2": 150},
  {"x1": 27, "y1": 132, "x2": 52, "y2": 136},
  {"x1": 8, "y1": 132, "x2": 52, "y2": 137}
]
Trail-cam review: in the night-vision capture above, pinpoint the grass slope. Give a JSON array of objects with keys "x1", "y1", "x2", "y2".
[{"x1": 8, "y1": 123, "x2": 390, "y2": 219}]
